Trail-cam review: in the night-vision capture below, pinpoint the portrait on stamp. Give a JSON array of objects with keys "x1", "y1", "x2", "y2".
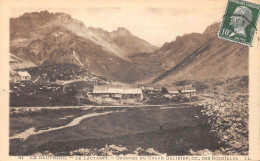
[{"x1": 228, "y1": 6, "x2": 253, "y2": 37}]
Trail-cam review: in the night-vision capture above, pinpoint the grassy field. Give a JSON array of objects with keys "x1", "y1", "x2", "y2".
[
  {"x1": 10, "y1": 105, "x2": 221, "y2": 156},
  {"x1": 10, "y1": 108, "x2": 88, "y2": 136}
]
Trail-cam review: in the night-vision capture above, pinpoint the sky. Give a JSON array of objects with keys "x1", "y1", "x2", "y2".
[{"x1": 10, "y1": 0, "x2": 227, "y2": 47}]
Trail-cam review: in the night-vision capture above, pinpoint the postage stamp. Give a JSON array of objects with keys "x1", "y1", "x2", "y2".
[{"x1": 218, "y1": 0, "x2": 260, "y2": 46}]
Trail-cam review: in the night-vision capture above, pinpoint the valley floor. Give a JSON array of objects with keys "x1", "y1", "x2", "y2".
[
  {"x1": 9, "y1": 76, "x2": 249, "y2": 156},
  {"x1": 9, "y1": 104, "x2": 221, "y2": 156}
]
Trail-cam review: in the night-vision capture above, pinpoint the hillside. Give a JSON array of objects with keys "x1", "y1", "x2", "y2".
[
  {"x1": 109, "y1": 27, "x2": 158, "y2": 57},
  {"x1": 149, "y1": 23, "x2": 248, "y2": 84},
  {"x1": 9, "y1": 54, "x2": 36, "y2": 72},
  {"x1": 129, "y1": 26, "x2": 213, "y2": 82},
  {"x1": 10, "y1": 11, "x2": 157, "y2": 83}
]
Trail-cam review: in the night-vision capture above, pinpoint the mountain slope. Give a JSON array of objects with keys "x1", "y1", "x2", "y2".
[
  {"x1": 10, "y1": 26, "x2": 142, "y2": 82},
  {"x1": 150, "y1": 23, "x2": 248, "y2": 84},
  {"x1": 129, "y1": 29, "x2": 212, "y2": 82},
  {"x1": 110, "y1": 27, "x2": 158, "y2": 57},
  {"x1": 10, "y1": 11, "x2": 157, "y2": 82},
  {"x1": 9, "y1": 54, "x2": 36, "y2": 71}
]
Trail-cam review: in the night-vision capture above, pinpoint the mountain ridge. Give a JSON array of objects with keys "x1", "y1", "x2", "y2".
[
  {"x1": 10, "y1": 11, "x2": 158, "y2": 83},
  {"x1": 150, "y1": 22, "x2": 248, "y2": 85},
  {"x1": 10, "y1": 10, "x2": 158, "y2": 59},
  {"x1": 10, "y1": 11, "x2": 248, "y2": 84}
]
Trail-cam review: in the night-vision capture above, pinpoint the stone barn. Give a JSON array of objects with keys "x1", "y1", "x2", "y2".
[
  {"x1": 181, "y1": 85, "x2": 196, "y2": 97},
  {"x1": 91, "y1": 85, "x2": 143, "y2": 104},
  {"x1": 164, "y1": 85, "x2": 196, "y2": 97},
  {"x1": 10, "y1": 71, "x2": 31, "y2": 82},
  {"x1": 164, "y1": 86, "x2": 182, "y2": 95}
]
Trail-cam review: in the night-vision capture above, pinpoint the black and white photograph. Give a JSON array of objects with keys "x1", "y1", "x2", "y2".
[{"x1": 1, "y1": 0, "x2": 260, "y2": 160}]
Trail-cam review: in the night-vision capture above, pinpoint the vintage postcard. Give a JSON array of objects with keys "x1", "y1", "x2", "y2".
[{"x1": 0, "y1": 0, "x2": 260, "y2": 161}]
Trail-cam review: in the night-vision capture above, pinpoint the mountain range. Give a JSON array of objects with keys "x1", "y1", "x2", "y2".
[
  {"x1": 145, "y1": 23, "x2": 248, "y2": 84},
  {"x1": 10, "y1": 11, "x2": 248, "y2": 84},
  {"x1": 10, "y1": 11, "x2": 157, "y2": 83}
]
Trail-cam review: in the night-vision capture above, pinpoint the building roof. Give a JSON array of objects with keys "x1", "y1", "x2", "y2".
[
  {"x1": 17, "y1": 71, "x2": 31, "y2": 77},
  {"x1": 165, "y1": 85, "x2": 196, "y2": 93},
  {"x1": 181, "y1": 85, "x2": 196, "y2": 93},
  {"x1": 165, "y1": 86, "x2": 182, "y2": 92},
  {"x1": 182, "y1": 85, "x2": 194, "y2": 90},
  {"x1": 93, "y1": 85, "x2": 142, "y2": 94}
]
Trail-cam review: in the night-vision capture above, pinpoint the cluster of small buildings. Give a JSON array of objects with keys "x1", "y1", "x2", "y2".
[
  {"x1": 163, "y1": 85, "x2": 196, "y2": 97},
  {"x1": 89, "y1": 84, "x2": 196, "y2": 104},
  {"x1": 10, "y1": 71, "x2": 31, "y2": 82},
  {"x1": 9, "y1": 70, "x2": 197, "y2": 104}
]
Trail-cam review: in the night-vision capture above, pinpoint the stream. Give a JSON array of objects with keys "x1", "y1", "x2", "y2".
[{"x1": 10, "y1": 111, "x2": 112, "y2": 140}]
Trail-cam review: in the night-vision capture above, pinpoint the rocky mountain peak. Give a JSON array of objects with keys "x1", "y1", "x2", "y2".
[
  {"x1": 55, "y1": 12, "x2": 71, "y2": 18},
  {"x1": 21, "y1": 10, "x2": 54, "y2": 18},
  {"x1": 203, "y1": 22, "x2": 221, "y2": 37},
  {"x1": 111, "y1": 27, "x2": 131, "y2": 35},
  {"x1": 87, "y1": 27, "x2": 110, "y2": 35}
]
